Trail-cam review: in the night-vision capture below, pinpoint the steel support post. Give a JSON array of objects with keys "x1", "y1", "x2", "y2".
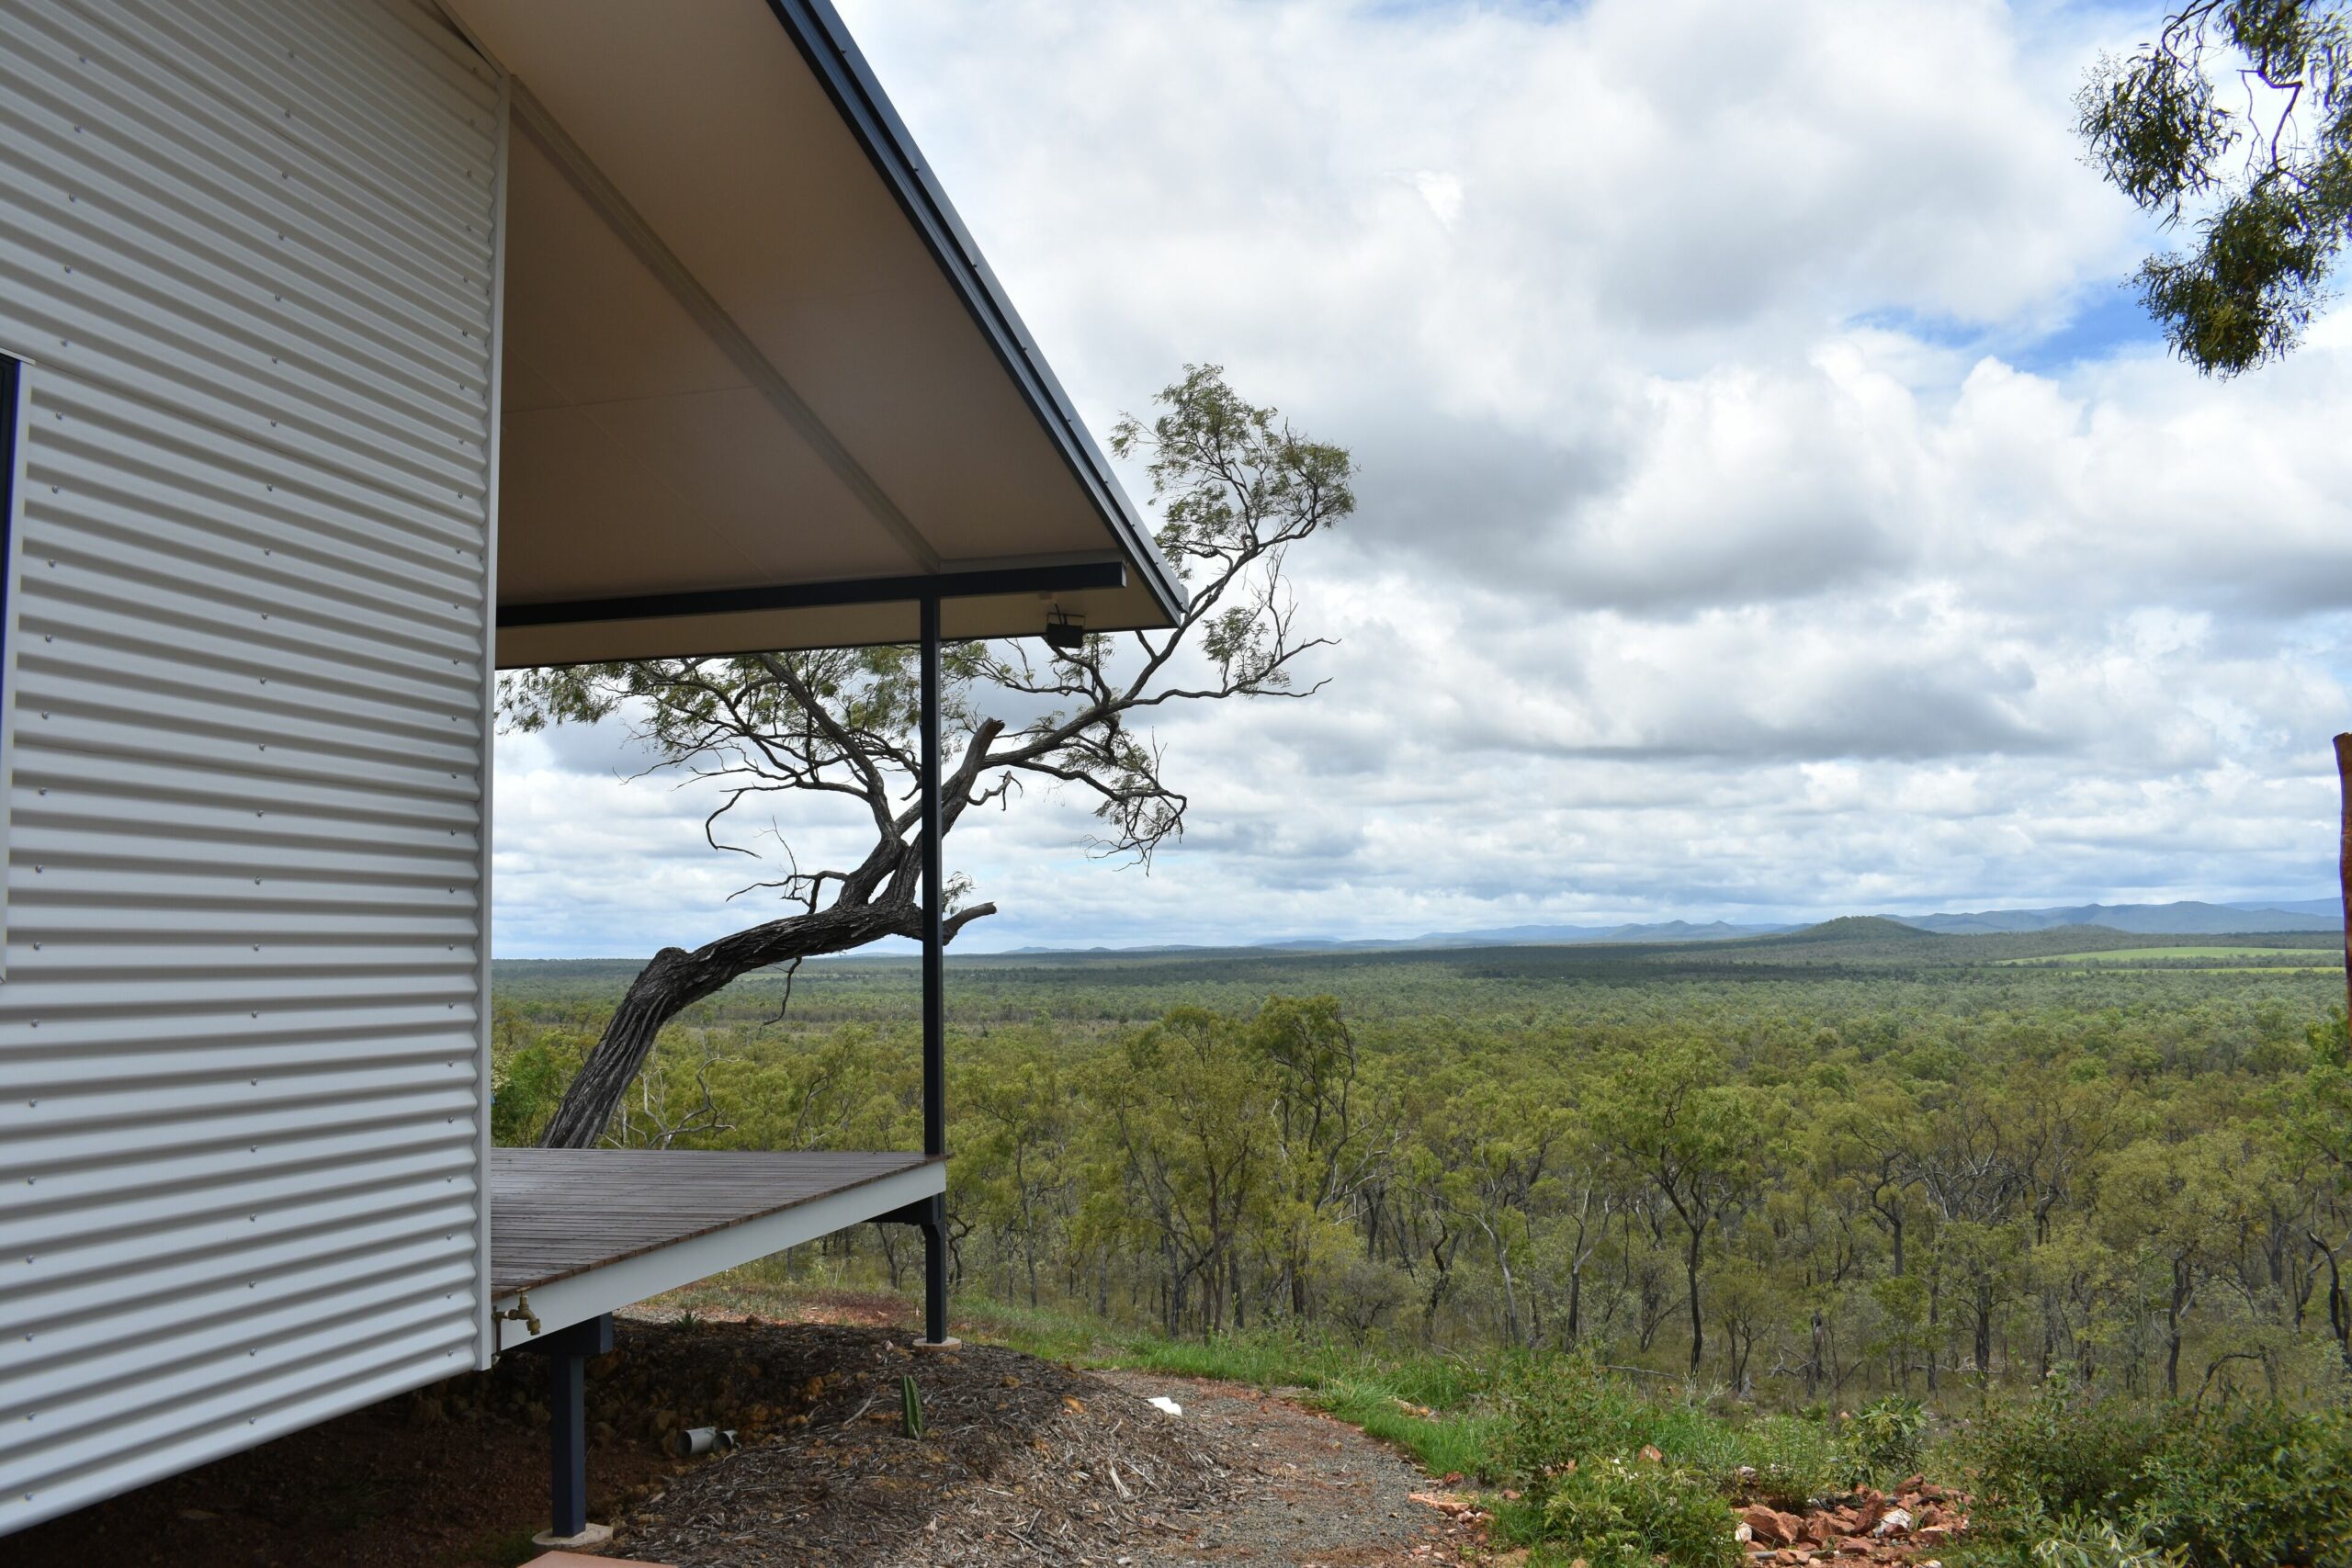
[
  {"x1": 526, "y1": 1312, "x2": 612, "y2": 1541},
  {"x1": 919, "y1": 592, "x2": 949, "y2": 1347}
]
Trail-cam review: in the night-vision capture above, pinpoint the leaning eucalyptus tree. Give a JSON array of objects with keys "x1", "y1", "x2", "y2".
[{"x1": 504, "y1": 367, "x2": 1353, "y2": 1147}]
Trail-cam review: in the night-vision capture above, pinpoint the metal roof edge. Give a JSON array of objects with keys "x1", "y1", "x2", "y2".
[{"x1": 761, "y1": 0, "x2": 1187, "y2": 626}]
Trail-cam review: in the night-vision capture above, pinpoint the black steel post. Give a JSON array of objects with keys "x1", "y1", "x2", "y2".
[
  {"x1": 528, "y1": 1313, "x2": 612, "y2": 1542},
  {"x1": 919, "y1": 592, "x2": 949, "y2": 1346},
  {"x1": 548, "y1": 1345, "x2": 586, "y2": 1539}
]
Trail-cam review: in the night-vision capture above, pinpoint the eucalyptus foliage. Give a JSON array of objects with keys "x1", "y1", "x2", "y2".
[{"x1": 2078, "y1": 1, "x2": 2352, "y2": 373}]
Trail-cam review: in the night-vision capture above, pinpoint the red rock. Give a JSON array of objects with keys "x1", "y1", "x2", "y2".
[{"x1": 1743, "y1": 1506, "x2": 1803, "y2": 1546}]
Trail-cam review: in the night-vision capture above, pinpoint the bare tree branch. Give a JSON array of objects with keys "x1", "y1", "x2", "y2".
[{"x1": 504, "y1": 367, "x2": 1354, "y2": 1146}]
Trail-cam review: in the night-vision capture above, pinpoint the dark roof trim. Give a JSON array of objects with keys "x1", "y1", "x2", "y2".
[
  {"x1": 500, "y1": 557, "x2": 1126, "y2": 630},
  {"x1": 762, "y1": 0, "x2": 1186, "y2": 626}
]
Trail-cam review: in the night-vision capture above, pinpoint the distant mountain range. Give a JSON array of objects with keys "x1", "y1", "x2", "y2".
[
  {"x1": 1885, "y1": 899, "x2": 2340, "y2": 935},
  {"x1": 1247, "y1": 919, "x2": 1790, "y2": 951},
  {"x1": 1000, "y1": 897, "x2": 2341, "y2": 956}
]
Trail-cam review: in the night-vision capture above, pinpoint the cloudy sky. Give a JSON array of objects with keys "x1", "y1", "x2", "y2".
[{"x1": 492, "y1": 0, "x2": 2352, "y2": 957}]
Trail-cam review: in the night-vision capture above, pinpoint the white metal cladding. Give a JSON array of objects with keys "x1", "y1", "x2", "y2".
[{"x1": 0, "y1": 0, "x2": 501, "y2": 1534}]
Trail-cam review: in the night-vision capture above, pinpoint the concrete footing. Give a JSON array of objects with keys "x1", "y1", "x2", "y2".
[{"x1": 530, "y1": 1521, "x2": 615, "y2": 1551}]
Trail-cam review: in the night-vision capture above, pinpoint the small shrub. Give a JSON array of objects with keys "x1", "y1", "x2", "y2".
[
  {"x1": 1967, "y1": 1380, "x2": 2161, "y2": 1518},
  {"x1": 1841, "y1": 1394, "x2": 1928, "y2": 1484},
  {"x1": 1961, "y1": 1388, "x2": 2352, "y2": 1568},
  {"x1": 1727, "y1": 1414, "x2": 1849, "y2": 1506},
  {"x1": 1996, "y1": 1506, "x2": 2186, "y2": 1568},
  {"x1": 2133, "y1": 1404, "x2": 2352, "y2": 1568},
  {"x1": 1539, "y1": 1454, "x2": 1744, "y2": 1568},
  {"x1": 1495, "y1": 1352, "x2": 1641, "y2": 1496}
]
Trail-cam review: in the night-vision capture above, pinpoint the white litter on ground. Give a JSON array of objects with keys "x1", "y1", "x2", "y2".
[{"x1": 1148, "y1": 1395, "x2": 1183, "y2": 1416}]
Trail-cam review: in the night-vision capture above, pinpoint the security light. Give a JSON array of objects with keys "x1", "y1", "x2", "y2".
[{"x1": 1044, "y1": 610, "x2": 1086, "y2": 654}]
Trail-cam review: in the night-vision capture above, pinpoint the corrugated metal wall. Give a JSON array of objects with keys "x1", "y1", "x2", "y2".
[{"x1": 0, "y1": 0, "x2": 503, "y2": 1532}]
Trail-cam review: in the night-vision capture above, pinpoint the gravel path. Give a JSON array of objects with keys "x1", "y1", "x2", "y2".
[{"x1": 1092, "y1": 1372, "x2": 1478, "y2": 1567}]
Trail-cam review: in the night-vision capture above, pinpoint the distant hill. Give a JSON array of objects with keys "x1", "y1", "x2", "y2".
[
  {"x1": 2230, "y1": 897, "x2": 2344, "y2": 918},
  {"x1": 1247, "y1": 919, "x2": 1788, "y2": 952},
  {"x1": 1789, "y1": 915, "x2": 1939, "y2": 942},
  {"x1": 1887, "y1": 900, "x2": 2338, "y2": 935},
  {"x1": 1244, "y1": 900, "x2": 2336, "y2": 955},
  {"x1": 982, "y1": 898, "x2": 2337, "y2": 959}
]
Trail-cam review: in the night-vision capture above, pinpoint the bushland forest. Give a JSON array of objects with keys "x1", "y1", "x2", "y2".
[{"x1": 491, "y1": 920, "x2": 2352, "y2": 1413}]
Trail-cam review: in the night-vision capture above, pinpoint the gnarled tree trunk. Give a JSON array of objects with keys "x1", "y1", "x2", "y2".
[{"x1": 538, "y1": 893, "x2": 990, "y2": 1148}]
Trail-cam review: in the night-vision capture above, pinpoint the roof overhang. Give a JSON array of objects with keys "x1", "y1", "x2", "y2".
[{"x1": 432, "y1": 0, "x2": 1183, "y2": 666}]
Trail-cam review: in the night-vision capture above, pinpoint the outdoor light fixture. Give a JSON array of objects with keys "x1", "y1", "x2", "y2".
[{"x1": 1044, "y1": 609, "x2": 1087, "y2": 654}]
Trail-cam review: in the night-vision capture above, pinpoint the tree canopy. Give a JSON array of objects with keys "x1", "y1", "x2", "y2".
[{"x1": 2078, "y1": 1, "x2": 2352, "y2": 373}]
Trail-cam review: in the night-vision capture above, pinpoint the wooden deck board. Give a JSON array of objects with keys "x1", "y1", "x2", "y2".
[{"x1": 489, "y1": 1148, "x2": 937, "y2": 1296}]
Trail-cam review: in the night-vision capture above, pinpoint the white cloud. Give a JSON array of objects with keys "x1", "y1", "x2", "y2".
[{"x1": 492, "y1": 0, "x2": 2352, "y2": 956}]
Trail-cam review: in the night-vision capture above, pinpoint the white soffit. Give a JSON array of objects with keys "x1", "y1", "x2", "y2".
[{"x1": 439, "y1": 0, "x2": 1182, "y2": 664}]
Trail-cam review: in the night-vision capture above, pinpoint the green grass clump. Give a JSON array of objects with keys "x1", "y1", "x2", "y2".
[{"x1": 1492, "y1": 1352, "x2": 1859, "y2": 1508}]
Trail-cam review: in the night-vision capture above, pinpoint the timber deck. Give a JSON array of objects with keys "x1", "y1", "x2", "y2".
[{"x1": 486, "y1": 1148, "x2": 944, "y2": 1345}]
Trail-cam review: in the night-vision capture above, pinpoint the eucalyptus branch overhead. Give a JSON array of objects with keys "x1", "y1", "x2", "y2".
[
  {"x1": 2078, "y1": 0, "x2": 2352, "y2": 373},
  {"x1": 504, "y1": 367, "x2": 1355, "y2": 1147}
]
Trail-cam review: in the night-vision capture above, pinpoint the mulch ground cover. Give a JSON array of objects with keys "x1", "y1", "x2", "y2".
[
  {"x1": 10, "y1": 1317, "x2": 1284, "y2": 1568},
  {"x1": 615, "y1": 1329, "x2": 1229, "y2": 1566}
]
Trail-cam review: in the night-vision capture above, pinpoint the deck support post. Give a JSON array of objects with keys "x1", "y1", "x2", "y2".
[
  {"x1": 918, "y1": 592, "x2": 952, "y2": 1348},
  {"x1": 525, "y1": 1312, "x2": 613, "y2": 1545}
]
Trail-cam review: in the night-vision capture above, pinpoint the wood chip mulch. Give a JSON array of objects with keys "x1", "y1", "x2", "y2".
[{"x1": 609, "y1": 1325, "x2": 1232, "y2": 1567}]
